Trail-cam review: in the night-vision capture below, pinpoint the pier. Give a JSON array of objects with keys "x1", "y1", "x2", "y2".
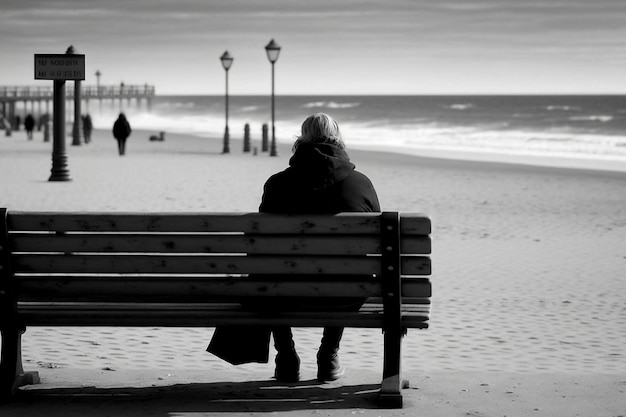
[{"x1": 0, "y1": 84, "x2": 155, "y2": 127}]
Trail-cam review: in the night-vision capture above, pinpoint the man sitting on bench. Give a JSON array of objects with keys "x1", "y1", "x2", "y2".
[{"x1": 208, "y1": 113, "x2": 380, "y2": 382}]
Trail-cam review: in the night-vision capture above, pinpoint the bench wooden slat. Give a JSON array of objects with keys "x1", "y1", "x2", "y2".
[
  {"x1": 15, "y1": 303, "x2": 430, "y2": 328},
  {"x1": 10, "y1": 234, "x2": 432, "y2": 255},
  {"x1": 12, "y1": 254, "x2": 377, "y2": 274},
  {"x1": 368, "y1": 297, "x2": 431, "y2": 305},
  {"x1": 17, "y1": 302, "x2": 431, "y2": 313},
  {"x1": 401, "y1": 215, "x2": 431, "y2": 235},
  {"x1": 15, "y1": 276, "x2": 432, "y2": 301},
  {"x1": 11, "y1": 254, "x2": 431, "y2": 275},
  {"x1": 7, "y1": 212, "x2": 431, "y2": 235},
  {"x1": 17, "y1": 313, "x2": 430, "y2": 329}
]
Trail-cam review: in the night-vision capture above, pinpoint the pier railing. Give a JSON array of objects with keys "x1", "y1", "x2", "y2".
[{"x1": 0, "y1": 85, "x2": 155, "y2": 102}]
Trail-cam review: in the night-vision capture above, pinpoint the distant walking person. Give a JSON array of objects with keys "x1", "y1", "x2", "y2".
[
  {"x1": 82, "y1": 114, "x2": 93, "y2": 144},
  {"x1": 112, "y1": 113, "x2": 131, "y2": 155},
  {"x1": 24, "y1": 114, "x2": 35, "y2": 140}
]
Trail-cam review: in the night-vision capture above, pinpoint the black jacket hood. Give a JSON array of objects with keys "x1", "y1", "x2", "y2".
[{"x1": 288, "y1": 143, "x2": 355, "y2": 190}]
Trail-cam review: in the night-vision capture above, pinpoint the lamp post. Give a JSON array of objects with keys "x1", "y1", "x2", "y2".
[
  {"x1": 220, "y1": 51, "x2": 233, "y2": 154},
  {"x1": 265, "y1": 39, "x2": 281, "y2": 157},
  {"x1": 95, "y1": 70, "x2": 101, "y2": 94},
  {"x1": 49, "y1": 46, "x2": 76, "y2": 181},
  {"x1": 119, "y1": 82, "x2": 124, "y2": 112},
  {"x1": 95, "y1": 70, "x2": 102, "y2": 112}
]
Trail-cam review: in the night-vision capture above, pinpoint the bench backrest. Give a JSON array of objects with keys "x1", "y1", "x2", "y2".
[{"x1": 1, "y1": 210, "x2": 431, "y2": 326}]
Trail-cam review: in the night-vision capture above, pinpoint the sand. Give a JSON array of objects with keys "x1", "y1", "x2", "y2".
[{"x1": 1, "y1": 126, "x2": 625, "y2": 416}]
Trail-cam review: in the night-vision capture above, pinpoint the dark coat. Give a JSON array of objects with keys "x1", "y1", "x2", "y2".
[
  {"x1": 112, "y1": 116, "x2": 131, "y2": 140},
  {"x1": 24, "y1": 115, "x2": 35, "y2": 131},
  {"x1": 82, "y1": 115, "x2": 93, "y2": 132},
  {"x1": 259, "y1": 143, "x2": 380, "y2": 214},
  {"x1": 256, "y1": 142, "x2": 380, "y2": 311}
]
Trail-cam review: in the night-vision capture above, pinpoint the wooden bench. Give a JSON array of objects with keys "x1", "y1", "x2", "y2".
[{"x1": 0, "y1": 209, "x2": 432, "y2": 407}]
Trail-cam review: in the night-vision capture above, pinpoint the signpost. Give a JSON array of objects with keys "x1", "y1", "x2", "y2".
[
  {"x1": 35, "y1": 54, "x2": 85, "y2": 81},
  {"x1": 34, "y1": 48, "x2": 85, "y2": 181}
]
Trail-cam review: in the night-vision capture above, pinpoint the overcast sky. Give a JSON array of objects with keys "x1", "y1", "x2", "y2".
[{"x1": 1, "y1": 0, "x2": 624, "y2": 95}]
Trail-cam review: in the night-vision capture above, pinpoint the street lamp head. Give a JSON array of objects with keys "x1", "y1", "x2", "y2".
[
  {"x1": 220, "y1": 51, "x2": 234, "y2": 70},
  {"x1": 265, "y1": 39, "x2": 281, "y2": 63},
  {"x1": 95, "y1": 70, "x2": 101, "y2": 77}
]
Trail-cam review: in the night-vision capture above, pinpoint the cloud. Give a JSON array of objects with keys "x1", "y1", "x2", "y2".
[{"x1": 0, "y1": 0, "x2": 624, "y2": 93}]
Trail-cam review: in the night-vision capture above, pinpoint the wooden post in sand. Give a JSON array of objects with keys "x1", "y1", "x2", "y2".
[
  {"x1": 262, "y1": 123, "x2": 268, "y2": 152},
  {"x1": 243, "y1": 123, "x2": 251, "y2": 152},
  {"x1": 43, "y1": 119, "x2": 51, "y2": 142}
]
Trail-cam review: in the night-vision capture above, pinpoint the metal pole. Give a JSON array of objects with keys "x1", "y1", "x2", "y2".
[
  {"x1": 270, "y1": 62, "x2": 277, "y2": 157},
  {"x1": 49, "y1": 80, "x2": 71, "y2": 181},
  {"x1": 71, "y1": 79, "x2": 82, "y2": 146},
  {"x1": 222, "y1": 68, "x2": 230, "y2": 154},
  {"x1": 96, "y1": 72, "x2": 102, "y2": 113},
  {"x1": 119, "y1": 83, "x2": 124, "y2": 112}
]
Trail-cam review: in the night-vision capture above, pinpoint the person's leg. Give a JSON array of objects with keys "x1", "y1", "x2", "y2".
[
  {"x1": 272, "y1": 326, "x2": 300, "y2": 382},
  {"x1": 317, "y1": 326, "x2": 345, "y2": 381}
]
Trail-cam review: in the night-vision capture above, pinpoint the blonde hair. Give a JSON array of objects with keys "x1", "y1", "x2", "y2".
[{"x1": 293, "y1": 113, "x2": 345, "y2": 151}]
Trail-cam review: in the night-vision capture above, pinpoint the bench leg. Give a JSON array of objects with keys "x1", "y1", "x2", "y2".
[
  {"x1": 379, "y1": 327, "x2": 406, "y2": 408},
  {"x1": 1, "y1": 326, "x2": 39, "y2": 401}
]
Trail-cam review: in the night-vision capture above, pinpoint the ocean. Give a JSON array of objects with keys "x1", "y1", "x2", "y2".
[{"x1": 89, "y1": 95, "x2": 626, "y2": 168}]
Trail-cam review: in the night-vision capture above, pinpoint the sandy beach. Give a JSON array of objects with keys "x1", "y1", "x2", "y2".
[{"x1": 1, "y1": 126, "x2": 625, "y2": 416}]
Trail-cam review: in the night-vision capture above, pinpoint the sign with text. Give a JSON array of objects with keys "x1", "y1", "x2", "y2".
[{"x1": 34, "y1": 54, "x2": 85, "y2": 80}]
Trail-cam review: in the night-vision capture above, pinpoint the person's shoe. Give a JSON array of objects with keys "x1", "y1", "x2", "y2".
[
  {"x1": 317, "y1": 353, "x2": 345, "y2": 382},
  {"x1": 274, "y1": 351, "x2": 301, "y2": 382}
]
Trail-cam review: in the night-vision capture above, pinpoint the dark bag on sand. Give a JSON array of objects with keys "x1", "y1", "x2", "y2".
[{"x1": 207, "y1": 326, "x2": 271, "y2": 365}]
